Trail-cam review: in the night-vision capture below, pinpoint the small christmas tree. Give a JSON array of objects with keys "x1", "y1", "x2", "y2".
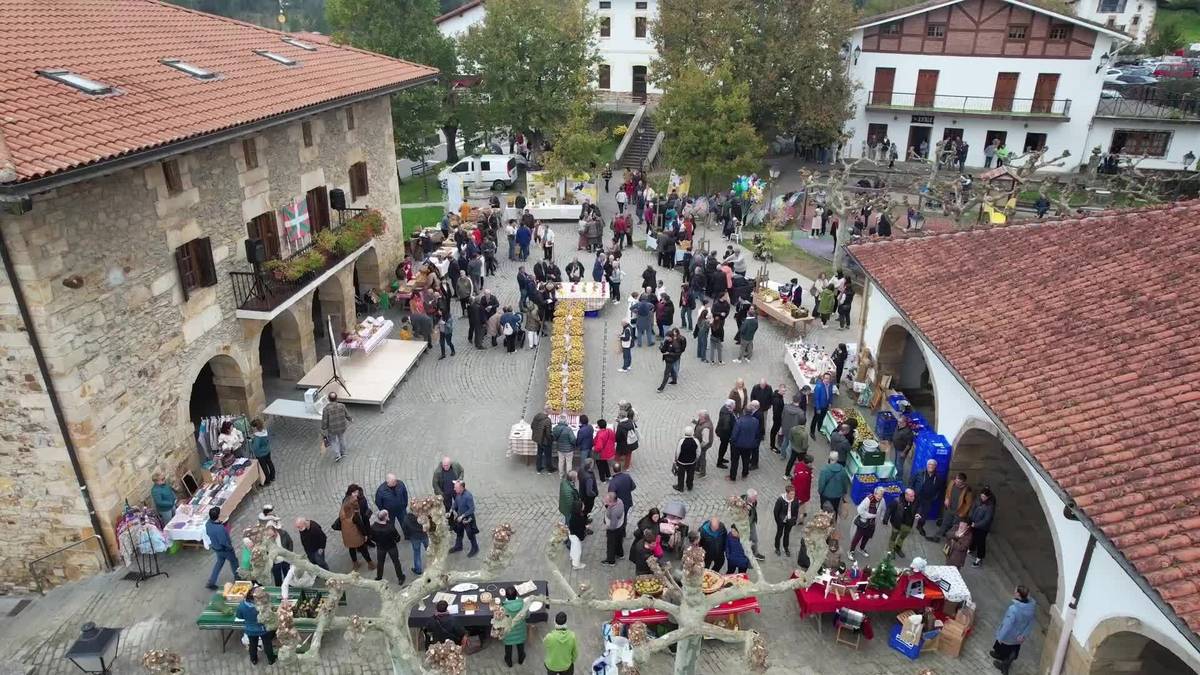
[{"x1": 867, "y1": 552, "x2": 899, "y2": 591}]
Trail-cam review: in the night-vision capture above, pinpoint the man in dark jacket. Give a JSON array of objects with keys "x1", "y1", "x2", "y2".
[
  {"x1": 698, "y1": 516, "x2": 729, "y2": 571},
  {"x1": 374, "y1": 474, "x2": 409, "y2": 527},
  {"x1": 204, "y1": 507, "x2": 238, "y2": 589},
  {"x1": 431, "y1": 457, "x2": 464, "y2": 513},
  {"x1": 911, "y1": 459, "x2": 945, "y2": 536},
  {"x1": 656, "y1": 332, "x2": 683, "y2": 392},
  {"x1": 468, "y1": 295, "x2": 484, "y2": 349},
  {"x1": 295, "y1": 517, "x2": 329, "y2": 570},
  {"x1": 891, "y1": 419, "x2": 915, "y2": 477},
  {"x1": 829, "y1": 423, "x2": 852, "y2": 465},
  {"x1": 728, "y1": 404, "x2": 761, "y2": 481},
  {"x1": 886, "y1": 488, "x2": 922, "y2": 556},
  {"x1": 531, "y1": 407, "x2": 554, "y2": 474},
  {"x1": 715, "y1": 400, "x2": 736, "y2": 469},
  {"x1": 607, "y1": 464, "x2": 637, "y2": 516}
]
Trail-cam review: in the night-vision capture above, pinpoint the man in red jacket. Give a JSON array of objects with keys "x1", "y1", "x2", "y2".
[{"x1": 790, "y1": 455, "x2": 813, "y2": 506}]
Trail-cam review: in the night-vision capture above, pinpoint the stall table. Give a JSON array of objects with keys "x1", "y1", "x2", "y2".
[
  {"x1": 791, "y1": 572, "x2": 944, "y2": 631},
  {"x1": 556, "y1": 281, "x2": 609, "y2": 313},
  {"x1": 166, "y1": 459, "x2": 261, "y2": 545},
  {"x1": 409, "y1": 580, "x2": 550, "y2": 648},
  {"x1": 754, "y1": 293, "x2": 813, "y2": 338},
  {"x1": 784, "y1": 342, "x2": 836, "y2": 390},
  {"x1": 196, "y1": 586, "x2": 346, "y2": 651},
  {"x1": 337, "y1": 318, "x2": 394, "y2": 357},
  {"x1": 612, "y1": 575, "x2": 760, "y2": 630}
]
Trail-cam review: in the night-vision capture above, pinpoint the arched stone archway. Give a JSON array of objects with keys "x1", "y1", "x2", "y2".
[
  {"x1": 354, "y1": 246, "x2": 382, "y2": 293},
  {"x1": 266, "y1": 297, "x2": 316, "y2": 381},
  {"x1": 951, "y1": 426, "x2": 1061, "y2": 618},
  {"x1": 187, "y1": 353, "x2": 252, "y2": 424},
  {"x1": 1089, "y1": 624, "x2": 1198, "y2": 675},
  {"x1": 876, "y1": 321, "x2": 938, "y2": 430},
  {"x1": 317, "y1": 265, "x2": 356, "y2": 338}
]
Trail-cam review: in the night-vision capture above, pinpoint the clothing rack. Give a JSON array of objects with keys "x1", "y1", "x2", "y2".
[
  {"x1": 196, "y1": 414, "x2": 250, "y2": 462},
  {"x1": 115, "y1": 503, "x2": 168, "y2": 587}
]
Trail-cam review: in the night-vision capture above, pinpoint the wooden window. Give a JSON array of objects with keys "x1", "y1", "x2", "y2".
[
  {"x1": 162, "y1": 159, "x2": 183, "y2": 195},
  {"x1": 1007, "y1": 25, "x2": 1027, "y2": 41},
  {"x1": 992, "y1": 72, "x2": 1019, "y2": 112},
  {"x1": 635, "y1": 1, "x2": 647, "y2": 8},
  {"x1": 598, "y1": 64, "x2": 611, "y2": 90},
  {"x1": 1131, "y1": 15, "x2": 1140, "y2": 26},
  {"x1": 242, "y1": 138, "x2": 258, "y2": 170},
  {"x1": 349, "y1": 161, "x2": 369, "y2": 200},
  {"x1": 346, "y1": 106, "x2": 355, "y2": 131},
  {"x1": 1032, "y1": 73, "x2": 1060, "y2": 114},
  {"x1": 302, "y1": 121, "x2": 313, "y2": 147},
  {"x1": 1048, "y1": 24, "x2": 1071, "y2": 40},
  {"x1": 174, "y1": 237, "x2": 216, "y2": 299},
  {"x1": 599, "y1": 1, "x2": 611, "y2": 7},
  {"x1": 1098, "y1": 0, "x2": 1126, "y2": 12},
  {"x1": 599, "y1": 16, "x2": 611, "y2": 37},
  {"x1": 882, "y1": 21, "x2": 901, "y2": 35},
  {"x1": 307, "y1": 186, "x2": 331, "y2": 233},
  {"x1": 246, "y1": 212, "x2": 281, "y2": 261},
  {"x1": 635, "y1": 16, "x2": 647, "y2": 38},
  {"x1": 1111, "y1": 130, "x2": 1171, "y2": 157},
  {"x1": 926, "y1": 23, "x2": 945, "y2": 38},
  {"x1": 915, "y1": 69, "x2": 939, "y2": 108}
]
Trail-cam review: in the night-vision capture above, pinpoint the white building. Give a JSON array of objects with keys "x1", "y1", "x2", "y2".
[
  {"x1": 435, "y1": 0, "x2": 660, "y2": 100},
  {"x1": 845, "y1": 0, "x2": 1131, "y2": 172},
  {"x1": 1068, "y1": 0, "x2": 1155, "y2": 44},
  {"x1": 848, "y1": 204, "x2": 1200, "y2": 675}
]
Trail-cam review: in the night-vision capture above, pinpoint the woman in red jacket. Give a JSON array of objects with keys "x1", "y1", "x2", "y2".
[{"x1": 593, "y1": 418, "x2": 617, "y2": 482}]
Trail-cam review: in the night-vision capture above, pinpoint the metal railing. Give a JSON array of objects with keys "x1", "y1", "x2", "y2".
[
  {"x1": 867, "y1": 91, "x2": 1071, "y2": 117},
  {"x1": 1095, "y1": 95, "x2": 1200, "y2": 120},
  {"x1": 27, "y1": 534, "x2": 109, "y2": 594}
]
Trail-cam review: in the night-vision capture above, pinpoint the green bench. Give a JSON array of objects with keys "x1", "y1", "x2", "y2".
[{"x1": 196, "y1": 586, "x2": 347, "y2": 652}]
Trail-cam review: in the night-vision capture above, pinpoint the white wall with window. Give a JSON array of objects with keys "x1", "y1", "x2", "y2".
[
  {"x1": 1085, "y1": 119, "x2": 1200, "y2": 169},
  {"x1": 594, "y1": 0, "x2": 659, "y2": 95},
  {"x1": 1070, "y1": 0, "x2": 1155, "y2": 43}
]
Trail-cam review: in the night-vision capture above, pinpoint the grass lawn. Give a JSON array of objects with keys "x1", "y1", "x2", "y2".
[
  {"x1": 400, "y1": 206, "x2": 444, "y2": 237},
  {"x1": 1157, "y1": 8, "x2": 1200, "y2": 42},
  {"x1": 398, "y1": 164, "x2": 445, "y2": 205}
]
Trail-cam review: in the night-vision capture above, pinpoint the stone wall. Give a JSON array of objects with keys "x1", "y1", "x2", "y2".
[{"x1": 0, "y1": 95, "x2": 404, "y2": 591}]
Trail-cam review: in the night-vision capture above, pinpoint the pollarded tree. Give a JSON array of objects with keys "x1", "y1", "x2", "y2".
[
  {"x1": 658, "y1": 63, "x2": 765, "y2": 194},
  {"x1": 542, "y1": 92, "x2": 608, "y2": 182}
]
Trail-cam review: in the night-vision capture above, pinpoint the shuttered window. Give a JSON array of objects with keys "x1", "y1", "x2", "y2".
[
  {"x1": 174, "y1": 237, "x2": 217, "y2": 299},
  {"x1": 349, "y1": 162, "x2": 369, "y2": 200}
]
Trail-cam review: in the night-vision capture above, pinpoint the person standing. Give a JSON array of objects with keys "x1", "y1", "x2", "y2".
[
  {"x1": 831, "y1": 343, "x2": 849, "y2": 387},
  {"x1": 401, "y1": 509, "x2": 429, "y2": 575},
  {"x1": 235, "y1": 587, "x2": 278, "y2": 665},
  {"x1": 817, "y1": 284, "x2": 836, "y2": 325},
  {"x1": 437, "y1": 313, "x2": 456, "y2": 359},
  {"x1": 615, "y1": 412, "x2": 639, "y2": 469},
  {"x1": 692, "y1": 410, "x2": 714, "y2": 478},
  {"x1": 592, "y1": 419, "x2": 616, "y2": 482},
  {"x1": 729, "y1": 378, "x2": 750, "y2": 414},
  {"x1": 733, "y1": 309, "x2": 759, "y2": 362},
  {"x1": 656, "y1": 331, "x2": 682, "y2": 392},
  {"x1": 544, "y1": 612, "x2": 578, "y2": 675},
  {"x1": 969, "y1": 487, "x2": 996, "y2": 567},
  {"x1": 532, "y1": 407, "x2": 554, "y2": 475},
  {"x1": 891, "y1": 418, "x2": 915, "y2": 477},
  {"x1": 501, "y1": 585, "x2": 529, "y2": 667},
  {"x1": 779, "y1": 394, "x2": 807, "y2": 472},
  {"x1": 374, "y1": 474, "x2": 409, "y2": 528},
  {"x1": 809, "y1": 373, "x2": 834, "y2": 439},
  {"x1": 608, "y1": 463, "x2": 637, "y2": 523},
  {"x1": 725, "y1": 525, "x2": 751, "y2": 574},
  {"x1": 552, "y1": 416, "x2": 577, "y2": 477},
  {"x1": 295, "y1": 517, "x2": 329, "y2": 570},
  {"x1": 767, "y1": 384, "x2": 786, "y2": 453},
  {"x1": 672, "y1": 425, "x2": 699, "y2": 492},
  {"x1": 790, "y1": 454, "x2": 814, "y2": 508},
  {"x1": 708, "y1": 307, "x2": 726, "y2": 364},
  {"x1": 934, "y1": 472, "x2": 975, "y2": 541},
  {"x1": 715, "y1": 399, "x2": 736, "y2": 469},
  {"x1": 816, "y1": 452, "x2": 850, "y2": 521},
  {"x1": 678, "y1": 283, "x2": 695, "y2": 331},
  {"x1": 368, "y1": 511, "x2": 405, "y2": 584},
  {"x1": 772, "y1": 485, "x2": 802, "y2": 556},
  {"x1": 321, "y1": 392, "x2": 352, "y2": 462},
  {"x1": 945, "y1": 521, "x2": 974, "y2": 569},
  {"x1": 727, "y1": 405, "x2": 760, "y2": 481},
  {"x1": 885, "y1": 488, "x2": 921, "y2": 557},
  {"x1": 248, "y1": 419, "x2": 276, "y2": 485},
  {"x1": 541, "y1": 224, "x2": 556, "y2": 261},
  {"x1": 698, "y1": 516, "x2": 729, "y2": 571},
  {"x1": 431, "y1": 456, "x2": 464, "y2": 513},
  {"x1": 337, "y1": 493, "x2": 374, "y2": 571},
  {"x1": 992, "y1": 586, "x2": 1036, "y2": 674},
  {"x1": 448, "y1": 480, "x2": 480, "y2": 557},
  {"x1": 204, "y1": 507, "x2": 238, "y2": 589},
  {"x1": 617, "y1": 319, "x2": 634, "y2": 372},
  {"x1": 912, "y1": 459, "x2": 945, "y2": 537},
  {"x1": 837, "y1": 285, "x2": 854, "y2": 330},
  {"x1": 694, "y1": 301, "x2": 711, "y2": 362},
  {"x1": 600, "y1": 492, "x2": 625, "y2": 566},
  {"x1": 848, "y1": 487, "x2": 886, "y2": 558},
  {"x1": 150, "y1": 473, "x2": 178, "y2": 523},
  {"x1": 634, "y1": 295, "x2": 655, "y2": 347},
  {"x1": 615, "y1": 187, "x2": 627, "y2": 214}
]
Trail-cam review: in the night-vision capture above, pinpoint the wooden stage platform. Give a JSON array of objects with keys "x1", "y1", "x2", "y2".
[{"x1": 297, "y1": 339, "x2": 426, "y2": 409}]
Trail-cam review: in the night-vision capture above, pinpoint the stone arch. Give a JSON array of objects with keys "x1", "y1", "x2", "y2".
[
  {"x1": 876, "y1": 320, "x2": 938, "y2": 431},
  {"x1": 354, "y1": 245, "x2": 382, "y2": 293},
  {"x1": 185, "y1": 351, "x2": 253, "y2": 427},
  {"x1": 264, "y1": 298, "x2": 316, "y2": 381},
  {"x1": 317, "y1": 265, "x2": 356, "y2": 338},
  {"x1": 1087, "y1": 617, "x2": 1200, "y2": 675},
  {"x1": 951, "y1": 425, "x2": 1063, "y2": 615}
]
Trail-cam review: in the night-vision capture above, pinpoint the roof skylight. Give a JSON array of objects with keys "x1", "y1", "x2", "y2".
[
  {"x1": 161, "y1": 59, "x2": 217, "y2": 80},
  {"x1": 254, "y1": 50, "x2": 297, "y2": 66},
  {"x1": 281, "y1": 37, "x2": 318, "y2": 51},
  {"x1": 37, "y1": 69, "x2": 113, "y2": 95}
]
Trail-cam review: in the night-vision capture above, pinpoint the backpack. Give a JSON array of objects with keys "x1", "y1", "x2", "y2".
[
  {"x1": 502, "y1": 321, "x2": 514, "y2": 336},
  {"x1": 625, "y1": 423, "x2": 639, "y2": 446}
]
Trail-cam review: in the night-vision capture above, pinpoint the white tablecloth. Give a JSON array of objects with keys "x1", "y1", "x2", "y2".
[
  {"x1": 924, "y1": 565, "x2": 972, "y2": 603},
  {"x1": 339, "y1": 318, "x2": 394, "y2": 356},
  {"x1": 164, "y1": 460, "x2": 260, "y2": 546},
  {"x1": 784, "y1": 342, "x2": 836, "y2": 388},
  {"x1": 557, "y1": 282, "x2": 609, "y2": 312}
]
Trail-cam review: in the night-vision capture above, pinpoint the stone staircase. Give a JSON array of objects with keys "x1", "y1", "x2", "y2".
[{"x1": 619, "y1": 116, "x2": 658, "y2": 170}]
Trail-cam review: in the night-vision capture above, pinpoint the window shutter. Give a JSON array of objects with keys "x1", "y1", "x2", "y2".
[
  {"x1": 197, "y1": 237, "x2": 218, "y2": 287},
  {"x1": 175, "y1": 244, "x2": 193, "y2": 301}
]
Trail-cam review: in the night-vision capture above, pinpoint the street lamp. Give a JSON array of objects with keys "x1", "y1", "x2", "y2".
[
  {"x1": 853, "y1": 46, "x2": 861, "y2": 65},
  {"x1": 64, "y1": 623, "x2": 120, "y2": 674},
  {"x1": 768, "y1": 167, "x2": 781, "y2": 212},
  {"x1": 1095, "y1": 51, "x2": 1111, "y2": 73}
]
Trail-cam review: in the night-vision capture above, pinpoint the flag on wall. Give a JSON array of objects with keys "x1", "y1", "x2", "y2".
[{"x1": 279, "y1": 198, "x2": 311, "y2": 255}]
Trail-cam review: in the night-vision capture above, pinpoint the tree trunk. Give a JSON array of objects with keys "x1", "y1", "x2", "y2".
[
  {"x1": 672, "y1": 635, "x2": 703, "y2": 675},
  {"x1": 443, "y1": 125, "x2": 459, "y2": 164}
]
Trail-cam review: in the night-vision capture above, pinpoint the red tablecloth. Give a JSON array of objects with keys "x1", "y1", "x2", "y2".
[
  {"x1": 791, "y1": 572, "x2": 943, "y2": 618},
  {"x1": 611, "y1": 576, "x2": 761, "y2": 626}
]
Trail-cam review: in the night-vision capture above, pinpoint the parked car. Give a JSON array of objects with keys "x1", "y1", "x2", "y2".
[
  {"x1": 1100, "y1": 89, "x2": 1124, "y2": 99},
  {"x1": 1153, "y1": 62, "x2": 1194, "y2": 79},
  {"x1": 1112, "y1": 74, "x2": 1159, "y2": 85},
  {"x1": 437, "y1": 154, "x2": 520, "y2": 191},
  {"x1": 1120, "y1": 66, "x2": 1154, "y2": 77}
]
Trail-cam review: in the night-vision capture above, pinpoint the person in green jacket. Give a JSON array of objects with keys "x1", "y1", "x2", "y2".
[
  {"x1": 543, "y1": 611, "x2": 577, "y2": 675},
  {"x1": 249, "y1": 418, "x2": 276, "y2": 485},
  {"x1": 558, "y1": 472, "x2": 581, "y2": 523},
  {"x1": 150, "y1": 473, "x2": 177, "y2": 523},
  {"x1": 817, "y1": 284, "x2": 837, "y2": 326},
  {"x1": 500, "y1": 585, "x2": 527, "y2": 668},
  {"x1": 816, "y1": 451, "x2": 851, "y2": 521}
]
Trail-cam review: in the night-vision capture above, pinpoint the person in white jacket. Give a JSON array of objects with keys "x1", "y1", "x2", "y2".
[{"x1": 848, "y1": 487, "x2": 887, "y2": 559}]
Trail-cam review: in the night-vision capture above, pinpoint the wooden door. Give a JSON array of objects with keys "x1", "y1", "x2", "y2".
[
  {"x1": 632, "y1": 66, "x2": 647, "y2": 99},
  {"x1": 915, "y1": 70, "x2": 939, "y2": 107},
  {"x1": 1032, "y1": 73, "x2": 1060, "y2": 113},
  {"x1": 872, "y1": 67, "x2": 895, "y2": 105},
  {"x1": 992, "y1": 73, "x2": 1019, "y2": 112},
  {"x1": 307, "y1": 186, "x2": 330, "y2": 234},
  {"x1": 247, "y1": 213, "x2": 281, "y2": 261}
]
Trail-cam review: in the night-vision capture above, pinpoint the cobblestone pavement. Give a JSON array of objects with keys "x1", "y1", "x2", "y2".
[{"x1": 0, "y1": 187, "x2": 1042, "y2": 675}]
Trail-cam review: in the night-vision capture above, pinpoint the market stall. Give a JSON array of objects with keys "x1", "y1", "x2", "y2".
[
  {"x1": 408, "y1": 579, "x2": 550, "y2": 648},
  {"x1": 165, "y1": 459, "x2": 261, "y2": 545},
  {"x1": 609, "y1": 573, "x2": 760, "y2": 630},
  {"x1": 791, "y1": 571, "x2": 944, "y2": 619},
  {"x1": 755, "y1": 286, "x2": 813, "y2": 338},
  {"x1": 503, "y1": 171, "x2": 599, "y2": 221},
  {"x1": 196, "y1": 584, "x2": 346, "y2": 651},
  {"x1": 556, "y1": 281, "x2": 609, "y2": 313},
  {"x1": 337, "y1": 317, "x2": 394, "y2": 356},
  {"x1": 784, "y1": 341, "x2": 836, "y2": 391}
]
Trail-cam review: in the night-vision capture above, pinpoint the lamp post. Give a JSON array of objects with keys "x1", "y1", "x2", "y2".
[
  {"x1": 64, "y1": 623, "x2": 121, "y2": 675},
  {"x1": 768, "y1": 167, "x2": 781, "y2": 213}
]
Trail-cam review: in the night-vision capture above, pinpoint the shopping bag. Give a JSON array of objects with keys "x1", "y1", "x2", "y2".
[{"x1": 319, "y1": 435, "x2": 329, "y2": 456}]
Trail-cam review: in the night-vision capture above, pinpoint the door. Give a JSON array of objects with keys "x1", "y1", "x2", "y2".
[
  {"x1": 942, "y1": 128, "x2": 964, "y2": 143},
  {"x1": 632, "y1": 66, "x2": 648, "y2": 100},
  {"x1": 992, "y1": 73, "x2": 1019, "y2": 112},
  {"x1": 306, "y1": 186, "x2": 330, "y2": 234},
  {"x1": 247, "y1": 212, "x2": 281, "y2": 261},
  {"x1": 872, "y1": 67, "x2": 896, "y2": 105},
  {"x1": 1032, "y1": 74, "x2": 1060, "y2": 114},
  {"x1": 1023, "y1": 132, "x2": 1047, "y2": 152},
  {"x1": 907, "y1": 125, "x2": 932, "y2": 159},
  {"x1": 915, "y1": 69, "x2": 939, "y2": 107}
]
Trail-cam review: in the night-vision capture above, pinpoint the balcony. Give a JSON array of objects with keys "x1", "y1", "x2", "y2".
[
  {"x1": 866, "y1": 91, "x2": 1072, "y2": 120},
  {"x1": 1095, "y1": 95, "x2": 1200, "y2": 122},
  {"x1": 231, "y1": 209, "x2": 382, "y2": 320}
]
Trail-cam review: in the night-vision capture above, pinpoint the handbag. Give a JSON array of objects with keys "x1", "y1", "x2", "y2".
[
  {"x1": 461, "y1": 634, "x2": 483, "y2": 655},
  {"x1": 626, "y1": 426, "x2": 639, "y2": 445},
  {"x1": 942, "y1": 540, "x2": 952, "y2": 556}
]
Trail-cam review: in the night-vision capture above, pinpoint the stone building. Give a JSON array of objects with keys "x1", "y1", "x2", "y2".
[{"x1": 0, "y1": 0, "x2": 435, "y2": 591}]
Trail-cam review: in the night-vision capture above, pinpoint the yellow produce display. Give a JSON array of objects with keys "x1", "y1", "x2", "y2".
[{"x1": 546, "y1": 300, "x2": 586, "y2": 414}]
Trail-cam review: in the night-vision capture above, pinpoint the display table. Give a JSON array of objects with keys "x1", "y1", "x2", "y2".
[
  {"x1": 612, "y1": 575, "x2": 760, "y2": 630},
  {"x1": 754, "y1": 292, "x2": 812, "y2": 338},
  {"x1": 165, "y1": 459, "x2": 261, "y2": 545},
  {"x1": 791, "y1": 572, "x2": 943, "y2": 619},
  {"x1": 923, "y1": 565, "x2": 971, "y2": 604},
  {"x1": 784, "y1": 341, "x2": 836, "y2": 390},
  {"x1": 409, "y1": 580, "x2": 550, "y2": 648},
  {"x1": 504, "y1": 204, "x2": 582, "y2": 222},
  {"x1": 338, "y1": 317, "x2": 394, "y2": 356},
  {"x1": 849, "y1": 450, "x2": 896, "y2": 480},
  {"x1": 196, "y1": 586, "x2": 346, "y2": 651},
  {"x1": 557, "y1": 281, "x2": 608, "y2": 312}
]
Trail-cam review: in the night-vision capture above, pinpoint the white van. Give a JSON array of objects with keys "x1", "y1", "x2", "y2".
[{"x1": 438, "y1": 154, "x2": 519, "y2": 191}]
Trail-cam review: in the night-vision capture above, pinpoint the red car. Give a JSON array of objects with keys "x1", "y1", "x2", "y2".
[{"x1": 1153, "y1": 62, "x2": 1195, "y2": 79}]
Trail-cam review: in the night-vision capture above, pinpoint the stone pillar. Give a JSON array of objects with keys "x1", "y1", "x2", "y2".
[
  {"x1": 273, "y1": 295, "x2": 317, "y2": 381},
  {"x1": 318, "y1": 265, "x2": 357, "y2": 338}
]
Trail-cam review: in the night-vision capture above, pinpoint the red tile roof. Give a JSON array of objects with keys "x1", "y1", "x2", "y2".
[
  {"x1": 850, "y1": 203, "x2": 1200, "y2": 634},
  {"x1": 0, "y1": 0, "x2": 438, "y2": 185},
  {"x1": 436, "y1": 0, "x2": 485, "y2": 24}
]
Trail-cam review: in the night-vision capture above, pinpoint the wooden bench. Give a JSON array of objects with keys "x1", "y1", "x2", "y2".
[{"x1": 409, "y1": 160, "x2": 433, "y2": 178}]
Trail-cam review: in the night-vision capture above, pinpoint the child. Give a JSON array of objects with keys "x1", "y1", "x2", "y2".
[{"x1": 249, "y1": 418, "x2": 276, "y2": 485}]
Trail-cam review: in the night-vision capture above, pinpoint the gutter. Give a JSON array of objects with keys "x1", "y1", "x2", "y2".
[
  {"x1": 0, "y1": 225, "x2": 114, "y2": 569},
  {"x1": 849, "y1": 250, "x2": 1200, "y2": 656},
  {"x1": 0, "y1": 74, "x2": 439, "y2": 201}
]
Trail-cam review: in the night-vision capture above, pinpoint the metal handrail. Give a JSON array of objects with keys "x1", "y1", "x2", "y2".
[
  {"x1": 1095, "y1": 96, "x2": 1200, "y2": 120},
  {"x1": 27, "y1": 534, "x2": 109, "y2": 595},
  {"x1": 614, "y1": 105, "x2": 647, "y2": 164},
  {"x1": 867, "y1": 90, "x2": 1071, "y2": 116}
]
